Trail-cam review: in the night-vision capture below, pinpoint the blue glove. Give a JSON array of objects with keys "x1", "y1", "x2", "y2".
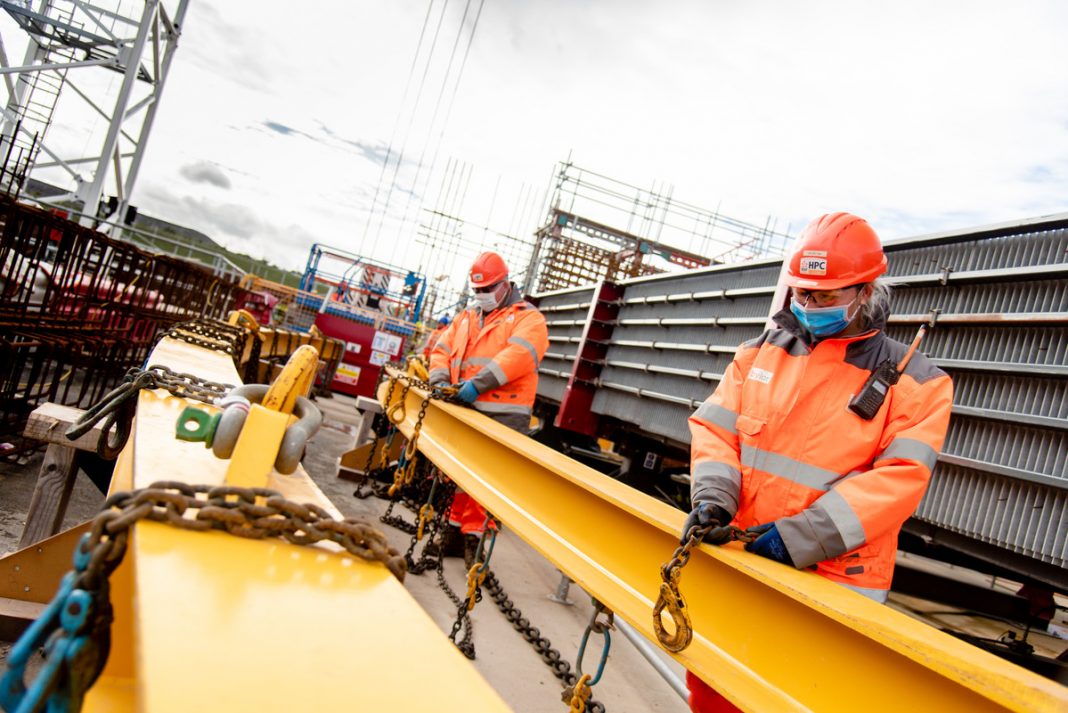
[
  {"x1": 679, "y1": 503, "x2": 733, "y2": 545},
  {"x1": 744, "y1": 523, "x2": 795, "y2": 566},
  {"x1": 455, "y1": 380, "x2": 480, "y2": 404}
]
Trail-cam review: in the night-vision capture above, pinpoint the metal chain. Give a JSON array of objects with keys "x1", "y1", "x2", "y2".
[
  {"x1": 483, "y1": 571, "x2": 606, "y2": 713},
  {"x1": 439, "y1": 545, "x2": 478, "y2": 659},
  {"x1": 0, "y1": 482, "x2": 405, "y2": 713},
  {"x1": 65, "y1": 365, "x2": 236, "y2": 459},
  {"x1": 564, "y1": 601, "x2": 613, "y2": 710},
  {"x1": 652, "y1": 522, "x2": 755, "y2": 653},
  {"x1": 162, "y1": 318, "x2": 248, "y2": 359},
  {"x1": 376, "y1": 370, "x2": 606, "y2": 711},
  {"x1": 403, "y1": 473, "x2": 455, "y2": 575},
  {"x1": 353, "y1": 371, "x2": 399, "y2": 500}
]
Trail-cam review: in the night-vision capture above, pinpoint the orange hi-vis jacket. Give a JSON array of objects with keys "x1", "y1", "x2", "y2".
[
  {"x1": 689, "y1": 309, "x2": 953, "y2": 601},
  {"x1": 422, "y1": 325, "x2": 447, "y2": 359},
  {"x1": 428, "y1": 286, "x2": 548, "y2": 432}
]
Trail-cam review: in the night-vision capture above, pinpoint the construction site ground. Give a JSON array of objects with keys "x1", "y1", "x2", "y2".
[{"x1": 0, "y1": 392, "x2": 689, "y2": 713}]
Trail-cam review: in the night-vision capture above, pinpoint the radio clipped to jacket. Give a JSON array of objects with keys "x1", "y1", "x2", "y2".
[{"x1": 848, "y1": 325, "x2": 927, "y2": 420}]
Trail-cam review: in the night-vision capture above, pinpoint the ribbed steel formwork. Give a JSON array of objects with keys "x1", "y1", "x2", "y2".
[{"x1": 534, "y1": 214, "x2": 1068, "y2": 587}]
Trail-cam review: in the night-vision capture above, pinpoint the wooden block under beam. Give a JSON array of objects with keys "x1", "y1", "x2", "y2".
[
  {"x1": 0, "y1": 596, "x2": 46, "y2": 640},
  {"x1": 23, "y1": 402, "x2": 101, "y2": 452}
]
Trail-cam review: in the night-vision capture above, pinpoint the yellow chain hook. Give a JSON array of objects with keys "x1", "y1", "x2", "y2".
[
  {"x1": 406, "y1": 355, "x2": 429, "y2": 381},
  {"x1": 565, "y1": 674, "x2": 592, "y2": 713},
  {"x1": 404, "y1": 434, "x2": 419, "y2": 461},
  {"x1": 464, "y1": 563, "x2": 488, "y2": 611},
  {"x1": 416, "y1": 503, "x2": 434, "y2": 540},
  {"x1": 652, "y1": 567, "x2": 693, "y2": 653},
  {"x1": 387, "y1": 398, "x2": 406, "y2": 425}
]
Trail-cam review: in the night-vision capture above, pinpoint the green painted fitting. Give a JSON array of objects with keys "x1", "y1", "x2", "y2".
[{"x1": 175, "y1": 407, "x2": 221, "y2": 448}]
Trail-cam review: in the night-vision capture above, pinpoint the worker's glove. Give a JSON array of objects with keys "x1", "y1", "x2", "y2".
[
  {"x1": 679, "y1": 502, "x2": 733, "y2": 546},
  {"x1": 455, "y1": 380, "x2": 480, "y2": 404},
  {"x1": 744, "y1": 523, "x2": 795, "y2": 566}
]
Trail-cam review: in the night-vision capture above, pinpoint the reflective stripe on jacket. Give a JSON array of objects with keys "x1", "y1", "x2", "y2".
[
  {"x1": 689, "y1": 309, "x2": 953, "y2": 595},
  {"x1": 428, "y1": 286, "x2": 548, "y2": 425}
]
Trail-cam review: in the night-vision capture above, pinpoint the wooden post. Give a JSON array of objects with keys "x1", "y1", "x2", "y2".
[{"x1": 18, "y1": 403, "x2": 103, "y2": 548}]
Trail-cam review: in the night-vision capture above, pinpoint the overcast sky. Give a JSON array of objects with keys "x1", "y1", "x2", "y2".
[{"x1": 6, "y1": 1, "x2": 1068, "y2": 283}]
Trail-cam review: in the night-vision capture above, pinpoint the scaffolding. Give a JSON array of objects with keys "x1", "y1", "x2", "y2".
[
  {"x1": 0, "y1": 0, "x2": 188, "y2": 230},
  {"x1": 523, "y1": 161, "x2": 796, "y2": 293}
]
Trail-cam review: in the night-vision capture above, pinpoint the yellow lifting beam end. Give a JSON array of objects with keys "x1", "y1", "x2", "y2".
[
  {"x1": 56, "y1": 338, "x2": 512, "y2": 711},
  {"x1": 381, "y1": 369, "x2": 1068, "y2": 713}
]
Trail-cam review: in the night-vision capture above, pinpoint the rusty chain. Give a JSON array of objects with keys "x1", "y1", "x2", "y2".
[
  {"x1": 483, "y1": 570, "x2": 606, "y2": 713},
  {"x1": 66, "y1": 364, "x2": 236, "y2": 459},
  {"x1": 653, "y1": 522, "x2": 755, "y2": 653},
  {"x1": 0, "y1": 481, "x2": 405, "y2": 713},
  {"x1": 367, "y1": 370, "x2": 607, "y2": 709},
  {"x1": 354, "y1": 370, "x2": 399, "y2": 500}
]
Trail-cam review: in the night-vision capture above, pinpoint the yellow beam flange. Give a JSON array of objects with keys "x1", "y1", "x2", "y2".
[
  {"x1": 381, "y1": 371, "x2": 1068, "y2": 713},
  {"x1": 70, "y1": 338, "x2": 510, "y2": 711}
]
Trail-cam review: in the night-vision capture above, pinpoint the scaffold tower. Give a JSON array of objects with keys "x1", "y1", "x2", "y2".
[{"x1": 0, "y1": 0, "x2": 188, "y2": 228}]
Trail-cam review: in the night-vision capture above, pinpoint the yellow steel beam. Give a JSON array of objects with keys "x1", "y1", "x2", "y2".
[
  {"x1": 382, "y1": 371, "x2": 1068, "y2": 713},
  {"x1": 70, "y1": 338, "x2": 510, "y2": 711}
]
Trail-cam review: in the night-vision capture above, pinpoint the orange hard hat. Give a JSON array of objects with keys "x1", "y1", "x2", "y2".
[
  {"x1": 784, "y1": 212, "x2": 887, "y2": 290},
  {"x1": 469, "y1": 251, "x2": 509, "y2": 288}
]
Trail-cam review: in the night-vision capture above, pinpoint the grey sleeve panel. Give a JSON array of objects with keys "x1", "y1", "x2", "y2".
[
  {"x1": 902, "y1": 352, "x2": 948, "y2": 385},
  {"x1": 469, "y1": 360, "x2": 507, "y2": 392},
  {"x1": 777, "y1": 490, "x2": 863, "y2": 569},
  {"x1": 429, "y1": 367, "x2": 451, "y2": 385},
  {"x1": 690, "y1": 460, "x2": 741, "y2": 514},
  {"x1": 876, "y1": 436, "x2": 939, "y2": 471}
]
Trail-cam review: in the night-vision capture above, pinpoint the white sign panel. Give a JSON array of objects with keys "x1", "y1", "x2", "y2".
[
  {"x1": 369, "y1": 350, "x2": 391, "y2": 367},
  {"x1": 372, "y1": 331, "x2": 402, "y2": 356}
]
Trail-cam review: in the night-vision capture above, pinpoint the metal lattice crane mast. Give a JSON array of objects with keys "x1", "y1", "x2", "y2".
[{"x1": 0, "y1": 0, "x2": 188, "y2": 228}]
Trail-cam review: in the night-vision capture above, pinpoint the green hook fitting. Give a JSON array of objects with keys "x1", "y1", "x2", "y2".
[{"x1": 175, "y1": 406, "x2": 221, "y2": 448}]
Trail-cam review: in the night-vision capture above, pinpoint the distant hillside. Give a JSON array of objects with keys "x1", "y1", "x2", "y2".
[
  {"x1": 21, "y1": 178, "x2": 302, "y2": 287},
  {"x1": 132, "y1": 213, "x2": 221, "y2": 251}
]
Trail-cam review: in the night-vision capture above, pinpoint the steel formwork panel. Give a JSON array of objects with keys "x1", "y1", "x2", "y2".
[{"x1": 533, "y1": 213, "x2": 1068, "y2": 583}]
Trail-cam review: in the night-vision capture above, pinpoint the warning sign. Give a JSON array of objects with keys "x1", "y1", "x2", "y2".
[{"x1": 335, "y1": 364, "x2": 361, "y2": 386}]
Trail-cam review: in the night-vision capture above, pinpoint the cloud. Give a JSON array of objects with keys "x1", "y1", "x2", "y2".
[
  {"x1": 262, "y1": 119, "x2": 398, "y2": 168},
  {"x1": 264, "y1": 121, "x2": 298, "y2": 137},
  {"x1": 179, "y1": 161, "x2": 232, "y2": 189}
]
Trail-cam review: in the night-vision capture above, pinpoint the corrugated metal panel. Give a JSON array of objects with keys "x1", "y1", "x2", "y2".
[
  {"x1": 537, "y1": 287, "x2": 596, "y2": 406},
  {"x1": 533, "y1": 215, "x2": 1068, "y2": 577}
]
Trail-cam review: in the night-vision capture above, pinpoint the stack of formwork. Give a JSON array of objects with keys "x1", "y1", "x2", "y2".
[{"x1": 0, "y1": 197, "x2": 247, "y2": 454}]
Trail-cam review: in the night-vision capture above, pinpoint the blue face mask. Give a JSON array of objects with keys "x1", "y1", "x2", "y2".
[{"x1": 790, "y1": 298, "x2": 857, "y2": 337}]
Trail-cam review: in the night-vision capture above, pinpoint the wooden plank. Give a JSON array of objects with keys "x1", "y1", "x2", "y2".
[
  {"x1": 18, "y1": 442, "x2": 79, "y2": 548},
  {"x1": 0, "y1": 596, "x2": 46, "y2": 640},
  {"x1": 23, "y1": 402, "x2": 99, "y2": 451}
]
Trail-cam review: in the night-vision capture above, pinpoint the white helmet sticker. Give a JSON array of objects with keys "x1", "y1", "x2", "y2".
[{"x1": 799, "y1": 250, "x2": 828, "y2": 276}]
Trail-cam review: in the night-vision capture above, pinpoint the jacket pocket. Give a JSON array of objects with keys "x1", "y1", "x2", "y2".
[{"x1": 736, "y1": 413, "x2": 766, "y2": 446}]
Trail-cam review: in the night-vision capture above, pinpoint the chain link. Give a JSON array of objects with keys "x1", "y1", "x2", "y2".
[
  {"x1": 65, "y1": 365, "x2": 236, "y2": 459},
  {"x1": 163, "y1": 318, "x2": 248, "y2": 359},
  {"x1": 0, "y1": 482, "x2": 405, "y2": 713},
  {"x1": 652, "y1": 522, "x2": 755, "y2": 653},
  {"x1": 371, "y1": 369, "x2": 605, "y2": 711},
  {"x1": 354, "y1": 371, "x2": 396, "y2": 494},
  {"x1": 483, "y1": 570, "x2": 605, "y2": 713}
]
